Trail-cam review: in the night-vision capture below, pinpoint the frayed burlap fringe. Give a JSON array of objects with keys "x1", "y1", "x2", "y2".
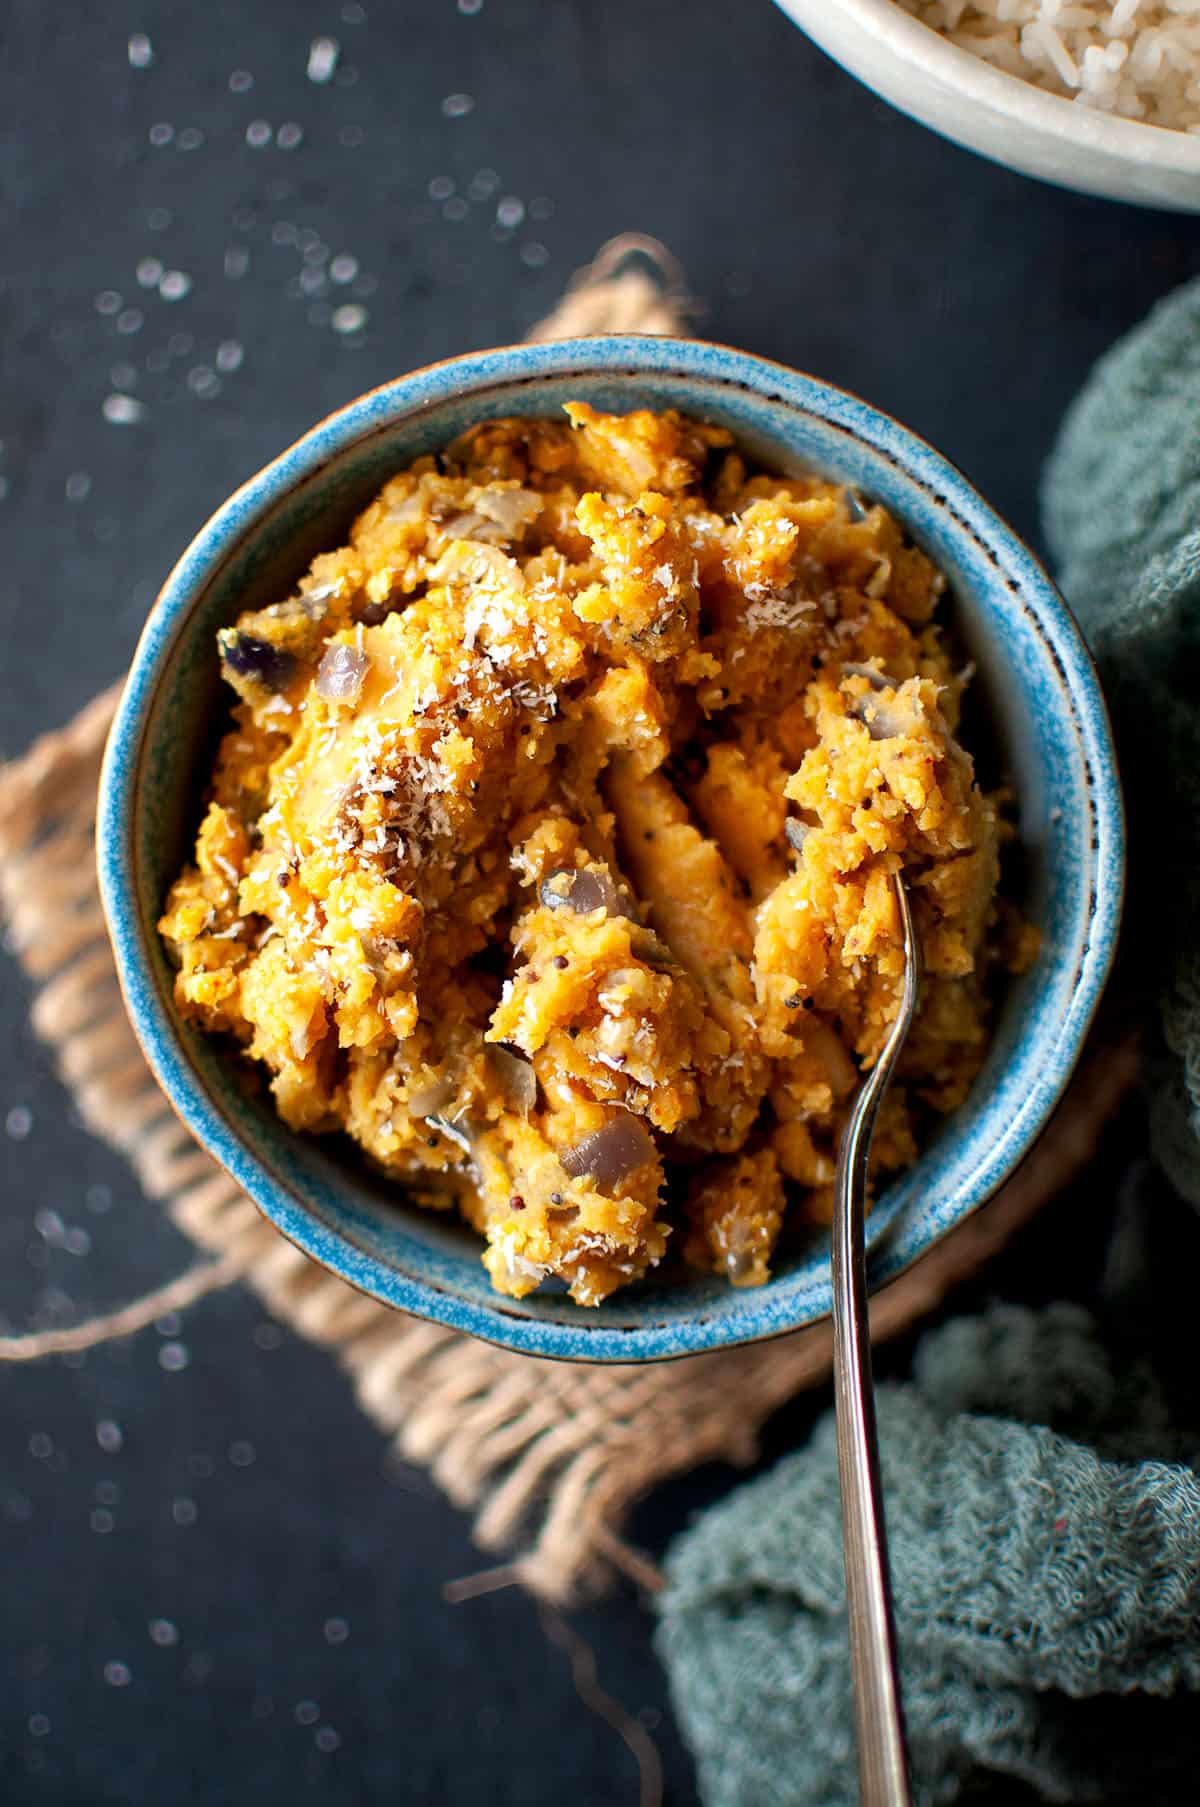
[{"x1": 0, "y1": 238, "x2": 1137, "y2": 1603}]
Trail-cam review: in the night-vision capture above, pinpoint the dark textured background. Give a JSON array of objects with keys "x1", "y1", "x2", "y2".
[{"x1": 1, "y1": 1, "x2": 1196, "y2": 1801}]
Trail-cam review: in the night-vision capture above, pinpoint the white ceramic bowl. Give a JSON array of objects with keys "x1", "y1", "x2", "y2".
[{"x1": 776, "y1": 0, "x2": 1200, "y2": 211}]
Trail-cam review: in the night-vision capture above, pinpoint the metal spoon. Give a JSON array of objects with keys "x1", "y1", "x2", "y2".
[{"x1": 831, "y1": 871, "x2": 920, "y2": 1806}]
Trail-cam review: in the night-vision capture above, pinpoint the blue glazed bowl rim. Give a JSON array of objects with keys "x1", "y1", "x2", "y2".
[{"x1": 98, "y1": 334, "x2": 1124, "y2": 1362}]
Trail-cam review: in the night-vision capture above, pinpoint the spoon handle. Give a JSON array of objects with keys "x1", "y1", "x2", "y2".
[{"x1": 831, "y1": 873, "x2": 919, "y2": 1807}]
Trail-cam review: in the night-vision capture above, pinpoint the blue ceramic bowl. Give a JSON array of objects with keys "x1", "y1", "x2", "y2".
[{"x1": 98, "y1": 337, "x2": 1124, "y2": 1362}]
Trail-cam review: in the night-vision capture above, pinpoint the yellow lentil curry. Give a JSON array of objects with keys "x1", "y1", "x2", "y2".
[{"x1": 160, "y1": 404, "x2": 1026, "y2": 1307}]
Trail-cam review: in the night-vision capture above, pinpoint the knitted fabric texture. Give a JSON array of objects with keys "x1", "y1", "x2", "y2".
[
  {"x1": 1043, "y1": 279, "x2": 1200, "y2": 1206},
  {"x1": 657, "y1": 1304, "x2": 1200, "y2": 1807}
]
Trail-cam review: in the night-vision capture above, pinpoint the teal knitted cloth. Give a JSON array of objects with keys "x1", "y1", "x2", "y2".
[
  {"x1": 1042, "y1": 280, "x2": 1200, "y2": 1205},
  {"x1": 657, "y1": 287, "x2": 1200, "y2": 1805},
  {"x1": 657, "y1": 1306, "x2": 1200, "y2": 1806}
]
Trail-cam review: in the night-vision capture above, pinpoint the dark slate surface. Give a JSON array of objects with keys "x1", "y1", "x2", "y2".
[{"x1": 1, "y1": 1, "x2": 1196, "y2": 1800}]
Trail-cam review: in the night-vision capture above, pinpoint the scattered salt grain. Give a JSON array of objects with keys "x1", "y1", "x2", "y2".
[
  {"x1": 65, "y1": 471, "x2": 91, "y2": 502},
  {"x1": 520, "y1": 241, "x2": 549, "y2": 267},
  {"x1": 116, "y1": 308, "x2": 144, "y2": 334},
  {"x1": 228, "y1": 1440, "x2": 255, "y2": 1467},
  {"x1": 177, "y1": 127, "x2": 205, "y2": 151},
  {"x1": 444, "y1": 196, "x2": 469, "y2": 221},
  {"x1": 90, "y1": 1507, "x2": 115, "y2": 1534},
  {"x1": 187, "y1": 367, "x2": 221, "y2": 399},
  {"x1": 277, "y1": 122, "x2": 304, "y2": 150},
  {"x1": 216, "y1": 339, "x2": 244, "y2": 372},
  {"x1": 468, "y1": 168, "x2": 499, "y2": 199},
  {"x1": 429, "y1": 175, "x2": 455, "y2": 200},
  {"x1": 332, "y1": 303, "x2": 367, "y2": 333},
  {"x1": 171, "y1": 1497, "x2": 198, "y2": 1526},
  {"x1": 28, "y1": 1714, "x2": 50, "y2": 1737},
  {"x1": 96, "y1": 1419, "x2": 123, "y2": 1452},
  {"x1": 64, "y1": 1227, "x2": 91, "y2": 1256},
  {"x1": 148, "y1": 122, "x2": 174, "y2": 147},
  {"x1": 149, "y1": 1618, "x2": 179, "y2": 1646},
  {"x1": 295, "y1": 1700, "x2": 320, "y2": 1726},
  {"x1": 136, "y1": 257, "x2": 163, "y2": 288},
  {"x1": 29, "y1": 1433, "x2": 53, "y2": 1459},
  {"x1": 441, "y1": 91, "x2": 475, "y2": 117},
  {"x1": 315, "y1": 1727, "x2": 342, "y2": 1752},
  {"x1": 103, "y1": 1662, "x2": 131, "y2": 1688},
  {"x1": 229, "y1": 69, "x2": 254, "y2": 92},
  {"x1": 159, "y1": 270, "x2": 191, "y2": 301},
  {"x1": 323, "y1": 1617, "x2": 349, "y2": 1644},
  {"x1": 158, "y1": 1341, "x2": 189, "y2": 1372},
  {"x1": 308, "y1": 36, "x2": 340, "y2": 83},
  {"x1": 458, "y1": 0, "x2": 483, "y2": 12},
  {"x1": 102, "y1": 394, "x2": 145, "y2": 425},
  {"x1": 7, "y1": 1104, "x2": 33, "y2": 1139},
  {"x1": 246, "y1": 119, "x2": 273, "y2": 148},
  {"x1": 329, "y1": 253, "x2": 358, "y2": 283},
  {"x1": 496, "y1": 195, "x2": 524, "y2": 227},
  {"x1": 95, "y1": 290, "x2": 122, "y2": 315},
  {"x1": 128, "y1": 33, "x2": 154, "y2": 67}
]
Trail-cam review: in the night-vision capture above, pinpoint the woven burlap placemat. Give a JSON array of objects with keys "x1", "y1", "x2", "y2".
[{"x1": 0, "y1": 238, "x2": 1136, "y2": 1603}]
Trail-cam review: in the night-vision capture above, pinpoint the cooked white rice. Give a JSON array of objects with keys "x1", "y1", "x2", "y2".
[{"x1": 896, "y1": 0, "x2": 1200, "y2": 131}]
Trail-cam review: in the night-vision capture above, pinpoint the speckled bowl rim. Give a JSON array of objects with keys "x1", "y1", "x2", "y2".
[{"x1": 98, "y1": 335, "x2": 1124, "y2": 1362}]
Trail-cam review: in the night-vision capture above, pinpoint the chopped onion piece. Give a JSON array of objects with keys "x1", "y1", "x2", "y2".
[
  {"x1": 440, "y1": 509, "x2": 494, "y2": 542},
  {"x1": 406, "y1": 1076, "x2": 456, "y2": 1118},
  {"x1": 385, "y1": 490, "x2": 426, "y2": 523},
  {"x1": 316, "y1": 642, "x2": 370, "y2": 703},
  {"x1": 489, "y1": 1045, "x2": 537, "y2": 1116},
  {"x1": 851, "y1": 696, "x2": 912, "y2": 742},
  {"x1": 539, "y1": 867, "x2": 625, "y2": 917},
  {"x1": 560, "y1": 1112, "x2": 656, "y2": 1192},
  {"x1": 475, "y1": 485, "x2": 541, "y2": 536},
  {"x1": 359, "y1": 934, "x2": 393, "y2": 980},
  {"x1": 440, "y1": 486, "x2": 541, "y2": 546},
  {"x1": 841, "y1": 661, "x2": 891, "y2": 691}
]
